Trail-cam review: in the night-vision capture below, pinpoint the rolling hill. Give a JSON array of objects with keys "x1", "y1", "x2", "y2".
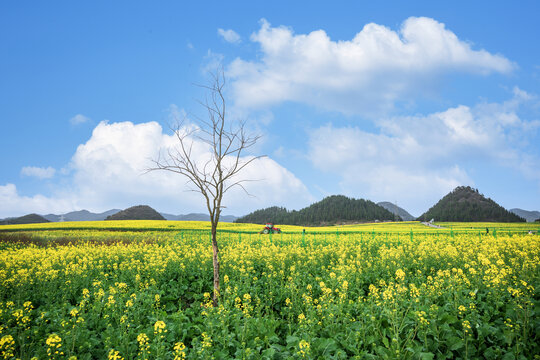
[
  {"x1": 236, "y1": 195, "x2": 398, "y2": 225},
  {"x1": 418, "y1": 186, "x2": 525, "y2": 222},
  {"x1": 106, "y1": 205, "x2": 165, "y2": 221},
  {"x1": 0, "y1": 213, "x2": 50, "y2": 225}
]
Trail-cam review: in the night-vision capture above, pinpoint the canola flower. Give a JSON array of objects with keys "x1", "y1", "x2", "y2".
[
  {"x1": 462, "y1": 320, "x2": 472, "y2": 335},
  {"x1": 46, "y1": 333, "x2": 63, "y2": 357},
  {"x1": 153, "y1": 320, "x2": 167, "y2": 335},
  {"x1": 0, "y1": 335, "x2": 15, "y2": 359},
  {"x1": 108, "y1": 349, "x2": 123, "y2": 360},
  {"x1": 201, "y1": 332, "x2": 212, "y2": 348},
  {"x1": 173, "y1": 341, "x2": 186, "y2": 359},
  {"x1": 137, "y1": 333, "x2": 150, "y2": 358},
  {"x1": 298, "y1": 339, "x2": 310, "y2": 358}
]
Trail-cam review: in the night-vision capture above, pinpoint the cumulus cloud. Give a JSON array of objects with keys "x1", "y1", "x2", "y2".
[
  {"x1": 217, "y1": 28, "x2": 241, "y2": 44},
  {"x1": 21, "y1": 166, "x2": 56, "y2": 179},
  {"x1": 308, "y1": 90, "x2": 540, "y2": 215},
  {"x1": 66, "y1": 120, "x2": 312, "y2": 214},
  {"x1": 228, "y1": 17, "x2": 515, "y2": 115},
  {"x1": 70, "y1": 114, "x2": 90, "y2": 125}
]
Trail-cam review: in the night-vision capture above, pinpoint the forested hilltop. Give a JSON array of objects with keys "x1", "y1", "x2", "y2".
[
  {"x1": 106, "y1": 205, "x2": 165, "y2": 220},
  {"x1": 418, "y1": 186, "x2": 525, "y2": 222},
  {"x1": 236, "y1": 195, "x2": 398, "y2": 225}
]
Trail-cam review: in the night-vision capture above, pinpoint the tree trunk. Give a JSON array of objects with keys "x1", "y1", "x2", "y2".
[{"x1": 211, "y1": 225, "x2": 220, "y2": 307}]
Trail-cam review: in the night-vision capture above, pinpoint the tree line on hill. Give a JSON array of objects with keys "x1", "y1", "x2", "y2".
[
  {"x1": 417, "y1": 186, "x2": 525, "y2": 222},
  {"x1": 105, "y1": 205, "x2": 165, "y2": 220},
  {"x1": 235, "y1": 195, "x2": 398, "y2": 225}
]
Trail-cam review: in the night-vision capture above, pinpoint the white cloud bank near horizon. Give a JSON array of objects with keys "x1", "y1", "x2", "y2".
[
  {"x1": 228, "y1": 17, "x2": 515, "y2": 115},
  {"x1": 0, "y1": 183, "x2": 76, "y2": 218},
  {"x1": 0, "y1": 120, "x2": 313, "y2": 218},
  {"x1": 308, "y1": 88, "x2": 540, "y2": 215}
]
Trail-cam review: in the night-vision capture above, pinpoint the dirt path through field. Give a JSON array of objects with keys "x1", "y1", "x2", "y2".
[{"x1": 421, "y1": 222, "x2": 446, "y2": 229}]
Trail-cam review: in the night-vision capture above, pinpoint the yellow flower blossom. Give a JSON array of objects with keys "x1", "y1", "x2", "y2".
[
  {"x1": 298, "y1": 340, "x2": 310, "y2": 358},
  {"x1": 395, "y1": 269, "x2": 405, "y2": 281},
  {"x1": 0, "y1": 335, "x2": 15, "y2": 359},
  {"x1": 174, "y1": 341, "x2": 186, "y2": 359},
  {"x1": 154, "y1": 320, "x2": 167, "y2": 334},
  {"x1": 46, "y1": 333, "x2": 63, "y2": 357},
  {"x1": 108, "y1": 349, "x2": 124, "y2": 360},
  {"x1": 201, "y1": 332, "x2": 212, "y2": 349}
]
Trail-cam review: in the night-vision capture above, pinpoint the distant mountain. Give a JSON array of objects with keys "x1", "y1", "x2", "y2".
[
  {"x1": 106, "y1": 205, "x2": 165, "y2": 221},
  {"x1": 236, "y1": 195, "x2": 398, "y2": 225},
  {"x1": 159, "y1": 213, "x2": 180, "y2": 221},
  {"x1": 178, "y1": 213, "x2": 210, "y2": 221},
  {"x1": 509, "y1": 208, "x2": 540, "y2": 223},
  {"x1": 377, "y1": 202, "x2": 415, "y2": 221},
  {"x1": 159, "y1": 212, "x2": 238, "y2": 222},
  {"x1": 38, "y1": 209, "x2": 237, "y2": 222},
  {"x1": 220, "y1": 215, "x2": 239, "y2": 223},
  {"x1": 0, "y1": 213, "x2": 50, "y2": 225},
  {"x1": 43, "y1": 209, "x2": 121, "y2": 222},
  {"x1": 418, "y1": 186, "x2": 525, "y2": 222}
]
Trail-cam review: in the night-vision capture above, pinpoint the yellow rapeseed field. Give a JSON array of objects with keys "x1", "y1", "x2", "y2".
[{"x1": 0, "y1": 221, "x2": 538, "y2": 359}]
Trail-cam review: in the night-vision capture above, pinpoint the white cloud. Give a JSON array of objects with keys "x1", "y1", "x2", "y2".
[
  {"x1": 308, "y1": 90, "x2": 540, "y2": 215},
  {"x1": 217, "y1": 28, "x2": 241, "y2": 44},
  {"x1": 0, "y1": 184, "x2": 74, "y2": 218},
  {"x1": 308, "y1": 124, "x2": 473, "y2": 215},
  {"x1": 66, "y1": 119, "x2": 312, "y2": 214},
  {"x1": 70, "y1": 114, "x2": 90, "y2": 125},
  {"x1": 228, "y1": 17, "x2": 515, "y2": 115},
  {"x1": 21, "y1": 166, "x2": 56, "y2": 179}
]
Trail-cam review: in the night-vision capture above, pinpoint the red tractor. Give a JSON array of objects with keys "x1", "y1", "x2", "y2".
[{"x1": 259, "y1": 223, "x2": 282, "y2": 234}]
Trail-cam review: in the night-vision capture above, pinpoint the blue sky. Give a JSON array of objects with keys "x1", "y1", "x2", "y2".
[{"x1": 1, "y1": 1, "x2": 539, "y2": 218}]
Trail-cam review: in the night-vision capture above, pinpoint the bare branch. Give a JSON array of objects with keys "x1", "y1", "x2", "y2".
[{"x1": 146, "y1": 67, "x2": 265, "y2": 306}]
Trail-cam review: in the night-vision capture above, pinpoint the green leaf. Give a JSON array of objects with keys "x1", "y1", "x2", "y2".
[
  {"x1": 261, "y1": 348, "x2": 276, "y2": 359},
  {"x1": 449, "y1": 338, "x2": 464, "y2": 351},
  {"x1": 501, "y1": 352, "x2": 515, "y2": 360},
  {"x1": 314, "y1": 337, "x2": 338, "y2": 354},
  {"x1": 286, "y1": 335, "x2": 299, "y2": 345},
  {"x1": 419, "y1": 352, "x2": 435, "y2": 360}
]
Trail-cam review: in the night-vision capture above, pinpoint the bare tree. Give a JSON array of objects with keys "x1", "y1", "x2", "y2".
[{"x1": 148, "y1": 69, "x2": 263, "y2": 306}]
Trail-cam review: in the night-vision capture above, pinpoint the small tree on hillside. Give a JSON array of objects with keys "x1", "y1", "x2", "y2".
[{"x1": 148, "y1": 69, "x2": 263, "y2": 306}]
